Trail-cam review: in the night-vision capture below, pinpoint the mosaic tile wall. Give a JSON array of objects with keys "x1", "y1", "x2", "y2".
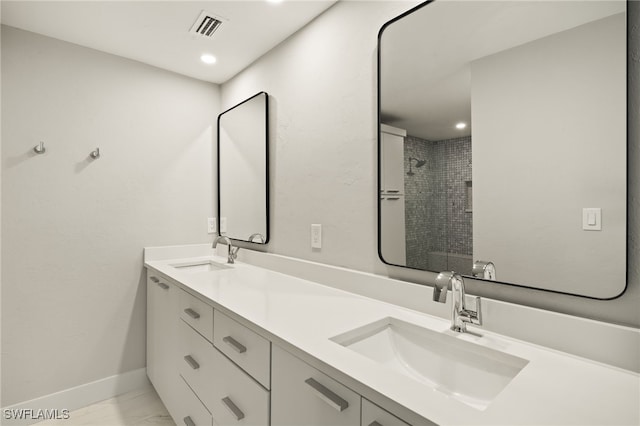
[{"x1": 404, "y1": 135, "x2": 473, "y2": 272}]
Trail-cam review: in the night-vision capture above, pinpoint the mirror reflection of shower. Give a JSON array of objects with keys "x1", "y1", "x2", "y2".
[{"x1": 407, "y1": 157, "x2": 426, "y2": 175}]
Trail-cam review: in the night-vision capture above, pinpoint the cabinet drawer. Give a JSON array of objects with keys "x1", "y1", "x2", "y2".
[
  {"x1": 175, "y1": 375, "x2": 213, "y2": 426},
  {"x1": 178, "y1": 319, "x2": 216, "y2": 401},
  {"x1": 179, "y1": 289, "x2": 214, "y2": 341},
  {"x1": 213, "y1": 310, "x2": 271, "y2": 389},
  {"x1": 206, "y1": 345, "x2": 270, "y2": 426},
  {"x1": 271, "y1": 345, "x2": 360, "y2": 426},
  {"x1": 362, "y1": 399, "x2": 411, "y2": 426}
]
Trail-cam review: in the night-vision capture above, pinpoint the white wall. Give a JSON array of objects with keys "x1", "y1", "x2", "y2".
[
  {"x1": 471, "y1": 14, "x2": 626, "y2": 298},
  {"x1": 221, "y1": 1, "x2": 418, "y2": 273},
  {"x1": 221, "y1": 1, "x2": 639, "y2": 327},
  {"x1": 1, "y1": 26, "x2": 219, "y2": 406}
]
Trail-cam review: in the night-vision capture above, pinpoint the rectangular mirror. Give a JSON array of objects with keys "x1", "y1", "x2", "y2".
[
  {"x1": 218, "y1": 91, "x2": 269, "y2": 243},
  {"x1": 378, "y1": 1, "x2": 627, "y2": 299}
]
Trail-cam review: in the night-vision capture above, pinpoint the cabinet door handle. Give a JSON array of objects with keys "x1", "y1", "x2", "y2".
[
  {"x1": 369, "y1": 422, "x2": 383, "y2": 426},
  {"x1": 183, "y1": 355, "x2": 200, "y2": 370},
  {"x1": 304, "y1": 378, "x2": 349, "y2": 412},
  {"x1": 184, "y1": 308, "x2": 200, "y2": 319},
  {"x1": 386, "y1": 189, "x2": 400, "y2": 193},
  {"x1": 386, "y1": 197, "x2": 400, "y2": 200},
  {"x1": 157, "y1": 282, "x2": 169, "y2": 290},
  {"x1": 221, "y1": 396, "x2": 245, "y2": 421},
  {"x1": 222, "y1": 336, "x2": 247, "y2": 354},
  {"x1": 150, "y1": 276, "x2": 159, "y2": 283},
  {"x1": 183, "y1": 416, "x2": 195, "y2": 426}
]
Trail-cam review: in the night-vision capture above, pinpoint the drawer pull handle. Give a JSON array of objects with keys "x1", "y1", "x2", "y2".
[
  {"x1": 304, "y1": 378, "x2": 349, "y2": 412},
  {"x1": 183, "y1": 416, "x2": 195, "y2": 426},
  {"x1": 221, "y1": 396, "x2": 245, "y2": 421},
  {"x1": 150, "y1": 276, "x2": 159, "y2": 283},
  {"x1": 157, "y1": 282, "x2": 169, "y2": 290},
  {"x1": 369, "y1": 422, "x2": 383, "y2": 426},
  {"x1": 184, "y1": 308, "x2": 200, "y2": 319},
  {"x1": 183, "y1": 355, "x2": 200, "y2": 370},
  {"x1": 222, "y1": 336, "x2": 247, "y2": 354}
]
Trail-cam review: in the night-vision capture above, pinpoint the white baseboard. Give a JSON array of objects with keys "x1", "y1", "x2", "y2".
[{"x1": 1, "y1": 368, "x2": 149, "y2": 426}]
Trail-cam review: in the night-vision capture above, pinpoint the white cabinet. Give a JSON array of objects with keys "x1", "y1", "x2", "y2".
[
  {"x1": 380, "y1": 125, "x2": 406, "y2": 195},
  {"x1": 175, "y1": 376, "x2": 213, "y2": 426},
  {"x1": 213, "y1": 310, "x2": 271, "y2": 389},
  {"x1": 380, "y1": 195, "x2": 407, "y2": 265},
  {"x1": 175, "y1": 306, "x2": 270, "y2": 426},
  {"x1": 180, "y1": 289, "x2": 214, "y2": 342},
  {"x1": 206, "y1": 345, "x2": 270, "y2": 426},
  {"x1": 362, "y1": 399, "x2": 411, "y2": 426},
  {"x1": 178, "y1": 319, "x2": 217, "y2": 403},
  {"x1": 146, "y1": 272, "x2": 180, "y2": 418},
  {"x1": 271, "y1": 345, "x2": 361, "y2": 426},
  {"x1": 147, "y1": 267, "x2": 426, "y2": 426},
  {"x1": 380, "y1": 124, "x2": 407, "y2": 265}
]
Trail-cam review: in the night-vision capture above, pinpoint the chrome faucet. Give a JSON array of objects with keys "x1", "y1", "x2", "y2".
[
  {"x1": 433, "y1": 271, "x2": 482, "y2": 333},
  {"x1": 248, "y1": 233, "x2": 265, "y2": 243},
  {"x1": 212, "y1": 235, "x2": 239, "y2": 264}
]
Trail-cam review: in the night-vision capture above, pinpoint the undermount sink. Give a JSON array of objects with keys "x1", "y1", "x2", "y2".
[
  {"x1": 169, "y1": 260, "x2": 232, "y2": 273},
  {"x1": 331, "y1": 317, "x2": 528, "y2": 410}
]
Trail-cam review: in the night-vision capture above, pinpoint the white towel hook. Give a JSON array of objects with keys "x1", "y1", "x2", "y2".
[{"x1": 90, "y1": 148, "x2": 100, "y2": 159}]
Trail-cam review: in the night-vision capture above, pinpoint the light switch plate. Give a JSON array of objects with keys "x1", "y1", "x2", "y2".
[
  {"x1": 311, "y1": 224, "x2": 322, "y2": 249},
  {"x1": 582, "y1": 208, "x2": 602, "y2": 231},
  {"x1": 220, "y1": 217, "x2": 227, "y2": 233}
]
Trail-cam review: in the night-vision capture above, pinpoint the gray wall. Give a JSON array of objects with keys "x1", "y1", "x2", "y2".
[
  {"x1": 1, "y1": 26, "x2": 219, "y2": 406},
  {"x1": 472, "y1": 14, "x2": 626, "y2": 298},
  {"x1": 222, "y1": 1, "x2": 639, "y2": 328}
]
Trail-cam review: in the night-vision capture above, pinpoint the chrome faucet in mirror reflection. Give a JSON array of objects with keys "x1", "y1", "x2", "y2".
[
  {"x1": 407, "y1": 157, "x2": 426, "y2": 176},
  {"x1": 248, "y1": 233, "x2": 265, "y2": 244},
  {"x1": 473, "y1": 261, "x2": 496, "y2": 280},
  {"x1": 433, "y1": 271, "x2": 482, "y2": 333}
]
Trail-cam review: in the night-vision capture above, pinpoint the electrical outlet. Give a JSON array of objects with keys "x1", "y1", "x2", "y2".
[
  {"x1": 207, "y1": 218, "x2": 216, "y2": 234},
  {"x1": 311, "y1": 224, "x2": 322, "y2": 249},
  {"x1": 220, "y1": 217, "x2": 227, "y2": 233}
]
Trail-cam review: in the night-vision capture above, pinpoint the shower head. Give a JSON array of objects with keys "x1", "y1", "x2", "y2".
[{"x1": 407, "y1": 157, "x2": 426, "y2": 175}]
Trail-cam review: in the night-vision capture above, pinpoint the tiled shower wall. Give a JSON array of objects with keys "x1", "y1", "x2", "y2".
[{"x1": 404, "y1": 135, "x2": 473, "y2": 271}]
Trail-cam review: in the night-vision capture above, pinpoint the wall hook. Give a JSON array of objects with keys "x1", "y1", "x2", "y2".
[
  {"x1": 33, "y1": 141, "x2": 46, "y2": 154},
  {"x1": 90, "y1": 148, "x2": 100, "y2": 159}
]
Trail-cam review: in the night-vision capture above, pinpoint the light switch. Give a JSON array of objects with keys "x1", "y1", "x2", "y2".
[
  {"x1": 582, "y1": 208, "x2": 601, "y2": 231},
  {"x1": 311, "y1": 224, "x2": 322, "y2": 249}
]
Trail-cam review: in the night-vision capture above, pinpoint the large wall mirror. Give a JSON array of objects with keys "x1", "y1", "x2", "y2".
[
  {"x1": 378, "y1": 1, "x2": 627, "y2": 299},
  {"x1": 218, "y1": 91, "x2": 269, "y2": 243}
]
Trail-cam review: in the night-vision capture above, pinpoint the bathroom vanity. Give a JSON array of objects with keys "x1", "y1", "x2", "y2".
[{"x1": 145, "y1": 245, "x2": 639, "y2": 426}]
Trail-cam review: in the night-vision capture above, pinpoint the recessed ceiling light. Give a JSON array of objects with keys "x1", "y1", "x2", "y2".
[
  {"x1": 200, "y1": 54, "x2": 217, "y2": 65},
  {"x1": 267, "y1": 0, "x2": 283, "y2": 4},
  {"x1": 456, "y1": 122, "x2": 467, "y2": 129}
]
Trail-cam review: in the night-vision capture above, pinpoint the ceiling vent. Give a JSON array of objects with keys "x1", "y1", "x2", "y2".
[{"x1": 190, "y1": 10, "x2": 225, "y2": 38}]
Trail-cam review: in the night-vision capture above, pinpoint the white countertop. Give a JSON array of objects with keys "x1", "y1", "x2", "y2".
[{"x1": 145, "y1": 253, "x2": 640, "y2": 426}]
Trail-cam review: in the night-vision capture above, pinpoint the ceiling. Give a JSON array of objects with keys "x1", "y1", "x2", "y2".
[
  {"x1": 380, "y1": 0, "x2": 625, "y2": 141},
  {"x1": 0, "y1": 0, "x2": 337, "y2": 84}
]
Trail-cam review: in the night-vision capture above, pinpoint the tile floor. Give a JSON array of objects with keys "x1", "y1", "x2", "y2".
[{"x1": 35, "y1": 386, "x2": 174, "y2": 425}]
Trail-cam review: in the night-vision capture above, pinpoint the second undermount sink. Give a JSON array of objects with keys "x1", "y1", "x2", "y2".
[
  {"x1": 331, "y1": 317, "x2": 528, "y2": 410},
  {"x1": 169, "y1": 260, "x2": 232, "y2": 273}
]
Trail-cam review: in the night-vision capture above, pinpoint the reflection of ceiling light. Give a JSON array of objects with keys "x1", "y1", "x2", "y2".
[
  {"x1": 456, "y1": 122, "x2": 467, "y2": 129},
  {"x1": 200, "y1": 54, "x2": 217, "y2": 64},
  {"x1": 267, "y1": 0, "x2": 283, "y2": 3}
]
